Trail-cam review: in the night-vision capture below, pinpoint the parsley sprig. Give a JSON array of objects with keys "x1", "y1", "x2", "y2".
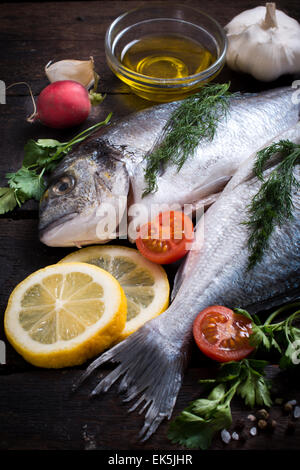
[
  {"x1": 236, "y1": 302, "x2": 300, "y2": 369},
  {"x1": 168, "y1": 359, "x2": 271, "y2": 450},
  {"x1": 0, "y1": 113, "x2": 112, "y2": 214},
  {"x1": 168, "y1": 302, "x2": 300, "y2": 450}
]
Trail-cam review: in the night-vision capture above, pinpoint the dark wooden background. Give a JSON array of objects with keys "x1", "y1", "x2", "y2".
[{"x1": 1, "y1": 0, "x2": 300, "y2": 452}]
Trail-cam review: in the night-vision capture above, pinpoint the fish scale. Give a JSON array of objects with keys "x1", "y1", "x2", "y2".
[
  {"x1": 39, "y1": 86, "x2": 300, "y2": 247},
  {"x1": 73, "y1": 124, "x2": 300, "y2": 441},
  {"x1": 39, "y1": 86, "x2": 300, "y2": 440}
]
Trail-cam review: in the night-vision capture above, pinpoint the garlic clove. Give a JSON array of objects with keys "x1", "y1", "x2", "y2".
[{"x1": 45, "y1": 57, "x2": 96, "y2": 89}]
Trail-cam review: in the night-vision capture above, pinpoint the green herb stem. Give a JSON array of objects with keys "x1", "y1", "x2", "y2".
[
  {"x1": 245, "y1": 140, "x2": 300, "y2": 270},
  {"x1": 238, "y1": 303, "x2": 300, "y2": 368},
  {"x1": 168, "y1": 358, "x2": 271, "y2": 450},
  {"x1": 143, "y1": 82, "x2": 233, "y2": 196},
  {"x1": 0, "y1": 114, "x2": 112, "y2": 214},
  {"x1": 168, "y1": 301, "x2": 300, "y2": 450},
  {"x1": 264, "y1": 302, "x2": 300, "y2": 325}
]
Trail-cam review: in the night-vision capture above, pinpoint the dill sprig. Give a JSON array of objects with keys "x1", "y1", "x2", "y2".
[
  {"x1": 246, "y1": 140, "x2": 300, "y2": 270},
  {"x1": 142, "y1": 82, "x2": 233, "y2": 196}
]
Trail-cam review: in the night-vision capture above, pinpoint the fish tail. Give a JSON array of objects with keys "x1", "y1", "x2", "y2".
[{"x1": 73, "y1": 323, "x2": 189, "y2": 441}]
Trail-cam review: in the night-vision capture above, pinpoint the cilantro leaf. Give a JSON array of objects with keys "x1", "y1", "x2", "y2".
[
  {"x1": 236, "y1": 359, "x2": 272, "y2": 408},
  {"x1": 0, "y1": 114, "x2": 112, "y2": 213},
  {"x1": 168, "y1": 358, "x2": 271, "y2": 450},
  {"x1": 191, "y1": 384, "x2": 226, "y2": 417},
  {"x1": 36, "y1": 139, "x2": 65, "y2": 148},
  {"x1": 236, "y1": 307, "x2": 290, "y2": 354},
  {"x1": 23, "y1": 139, "x2": 53, "y2": 168},
  {"x1": 246, "y1": 358, "x2": 270, "y2": 374},
  {"x1": 168, "y1": 303, "x2": 300, "y2": 451},
  {"x1": 0, "y1": 187, "x2": 17, "y2": 214},
  {"x1": 254, "y1": 375, "x2": 273, "y2": 407},
  {"x1": 168, "y1": 411, "x2": 215, "y2": 450},
  {"x1": 168, "y1": 387, "x2": 232, "y2": 450},
  {"x1": 6, "y1": 167, "x2": 46, "y2": 201},
  {"x1": 216, "y1": 361, "x2": 242, "y2": 382},
  {"x1": 23, "y1": 139, "x2": 68, "y2": 170},
  {"x1": 250, "y1": 323, "x2": 272, "y2": 350}
]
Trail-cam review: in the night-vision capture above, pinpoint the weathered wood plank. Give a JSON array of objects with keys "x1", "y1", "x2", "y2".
[
  {"x1": 0, "y1": 218, "x2": 180, "y2": 370},
  {"x1": 0, "y1": 71, "x2": 296, "y2": 210},
  {"x1": 1, "y1": 219, "x2": 298, "y2": 450},
  {"x1": 3, "y1": 41, "x2": 298, "y2": 96},
  {"x1": 1, "y1": 0, "x2": 300, "y2": 452},
  {"x1": 1, "y1": 0, "x2": 299, "y2": 94},
  {"x1": 0, "y1": 365, "x2": 299, "y2": 450},
  {"x1": 0, "y1": 93, "x2": 151, "y2": 189},
  {"x1": 1, "y1": 0, "x2": 299, "y2": 41}
]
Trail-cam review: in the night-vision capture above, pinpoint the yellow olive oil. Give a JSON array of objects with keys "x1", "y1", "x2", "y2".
[{"x1": 121, "y1": 33, "x2": 215, "y2": 80}]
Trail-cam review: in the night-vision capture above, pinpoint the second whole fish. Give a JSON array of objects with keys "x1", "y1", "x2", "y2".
[
  {"x1": 73, "y1": 124, "x2": 300, "y2": 441},
  {"x1": 39, "y1": 86, "x2": 300, "y2": 247}
]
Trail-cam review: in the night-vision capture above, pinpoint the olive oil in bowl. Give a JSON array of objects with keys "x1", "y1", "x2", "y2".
[
  {"x1": 121, "y1": 33, "x2": 216, "y2": 80},
  {"x1": 106, "y1": 5, "x2": 227, "y2": 101}
]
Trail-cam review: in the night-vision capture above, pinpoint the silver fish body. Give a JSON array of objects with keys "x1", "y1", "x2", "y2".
[
  {"x1": 39, "y1": 86, "x2": 299, "y2": 247},
  {"x1": 75, "y1": 124, "x2": 300, "y2": 441}
]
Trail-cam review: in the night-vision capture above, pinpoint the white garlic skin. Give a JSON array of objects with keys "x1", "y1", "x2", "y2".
[
  {"x1": 225, "y1": 6, "x2": 300, "y2": 81},
  {"x1": 45, "y1": 58, "x2": 95, "y2": 89}
]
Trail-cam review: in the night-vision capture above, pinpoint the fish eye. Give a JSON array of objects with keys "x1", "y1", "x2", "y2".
[{"x1": 51, "y1": 175, "x2": 75, "y2": 196}]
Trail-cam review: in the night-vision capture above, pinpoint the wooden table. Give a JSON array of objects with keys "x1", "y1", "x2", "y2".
[{"x1": 1, "y1": 0, "x2": 299, "y2": 452}]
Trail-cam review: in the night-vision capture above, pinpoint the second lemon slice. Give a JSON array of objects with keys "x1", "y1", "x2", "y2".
[{"x1": 59, "y1": 245, "x2": 170, "y2": 340}]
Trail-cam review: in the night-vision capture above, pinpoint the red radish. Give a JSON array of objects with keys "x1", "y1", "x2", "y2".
[{"x1": 32, "y1": 80, "x2": 91, "y2": 129}]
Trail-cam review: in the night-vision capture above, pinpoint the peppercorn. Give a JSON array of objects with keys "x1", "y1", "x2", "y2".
[
  {"x1": 256, "y1": 409, "x2": 269, "y2": 420},
  {"x1": 283, "y1": 402, "x2": 293, "y2": 414},
  {"x1": 258, "y1": 419, "x2": 268, "y2": 430}
]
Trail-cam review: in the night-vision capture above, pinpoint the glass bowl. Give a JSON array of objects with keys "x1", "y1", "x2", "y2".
[{"x1": 105, "y1": 3, "x2": 227, "y2": 102}]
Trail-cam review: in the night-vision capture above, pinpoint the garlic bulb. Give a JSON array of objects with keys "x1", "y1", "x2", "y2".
[
  {"x1": 225, "y1": 3, "x2": 300, "y2": 81},
  {"x1": 45, "y1": 57, "x2": 96, "y2": 89}
]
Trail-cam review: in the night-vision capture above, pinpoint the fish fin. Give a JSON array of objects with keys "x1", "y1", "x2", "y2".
[
  {"x1": 73, "y1": 323, "x2": 189, "y2": 441},
  {"x1": 183, "y1": 192, "x2": 221, "y2": 219}
]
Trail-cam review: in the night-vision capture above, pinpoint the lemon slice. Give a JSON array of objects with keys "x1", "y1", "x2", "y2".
[
  {"x1": 59, "y1": 245, "x2": 170, "y2": 340},
  {"x1": 4, "y1": 262, "x2": 127, "y2": 368}
]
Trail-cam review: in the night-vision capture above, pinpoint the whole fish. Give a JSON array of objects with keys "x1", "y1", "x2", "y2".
[
  {"x1": 74, "y1": 124, "x2": 300, "y2": 441},
  {"x1": 39, "y1": 86, "x2": 299, "y2": 247}
]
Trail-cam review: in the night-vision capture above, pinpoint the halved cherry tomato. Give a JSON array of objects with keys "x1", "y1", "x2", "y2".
[
  {"x1": 193, "y1": 306, "x2": 254, "y2": 362},
  {"x1": 136, "y1": 210, "x2": 194, "y2": 264}
]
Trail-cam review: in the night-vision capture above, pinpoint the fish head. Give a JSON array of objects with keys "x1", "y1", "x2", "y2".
[{"x1": 39, "y1": 140, "x2": 129, "y2": 247}]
